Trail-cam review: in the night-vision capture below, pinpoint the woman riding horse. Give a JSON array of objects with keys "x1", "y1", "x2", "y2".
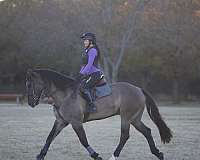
[
  {"x1": 26, "y1": 68, "x2": 172, "y2": 160},
  {"x1": 26, "y1": 33, "x2": 172, "y2": 160},
  {"x1": 78, "y1": 32, "x2": 104, "y2": 113}
]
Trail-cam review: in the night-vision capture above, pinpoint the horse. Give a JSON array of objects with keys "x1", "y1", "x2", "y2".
[{"x1": 26, "y1": 69, "x2": 172, "y2": 160}]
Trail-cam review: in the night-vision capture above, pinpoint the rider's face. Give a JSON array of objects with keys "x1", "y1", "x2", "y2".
[{"x1": 84, "y1": 39, "x2": 90, "y2": 48}]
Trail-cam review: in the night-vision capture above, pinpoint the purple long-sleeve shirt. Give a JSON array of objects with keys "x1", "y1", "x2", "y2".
[{"x1": 80, "y1": 48, "x2": 100, "y2": 75}]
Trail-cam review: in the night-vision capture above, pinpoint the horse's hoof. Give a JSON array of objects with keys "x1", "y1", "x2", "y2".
[{"x1": 158, "y1": 152, "x2": 164, "y2": 160}]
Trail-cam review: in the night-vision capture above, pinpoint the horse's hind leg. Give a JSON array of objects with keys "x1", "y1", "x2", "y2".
[
  {"x1": 109, "y1": 118, "x2": 130, "y2": 160},
  {"x1": 36, "y1": 120, "x2": 68, "y2": 160},
  {"x1": 131, "y1": 120, "x2": 164, "y2": 160}
]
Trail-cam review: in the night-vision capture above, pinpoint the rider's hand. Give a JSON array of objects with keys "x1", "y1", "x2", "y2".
[{"x1": 76, "y1": 73, "x2": 86, "y2": 82}]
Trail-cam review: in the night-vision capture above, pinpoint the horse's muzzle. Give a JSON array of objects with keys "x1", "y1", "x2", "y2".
[
  {"x1": 28, "y1": 101, "x2": 35, "y2": 108},
  {"x1": 28, "y1": 98, "x2": 39, "y2": 108}
]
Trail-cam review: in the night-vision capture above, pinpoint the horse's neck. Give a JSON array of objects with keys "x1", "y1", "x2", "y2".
[{"x1": 49, "y1": 83, "x2": 73, "y2": 107}]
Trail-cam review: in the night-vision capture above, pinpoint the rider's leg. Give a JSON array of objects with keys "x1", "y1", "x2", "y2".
[
  {"x1": 80, "y1": 78, "x2": 97, "y2": 113},
  {"x1": 81, "y1": 86, "x2": 97, "y2": 112}
]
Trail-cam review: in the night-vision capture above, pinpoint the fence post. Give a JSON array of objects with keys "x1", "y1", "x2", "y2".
[{"x1": 16, "y1": 96, "x2": 20, "y2": 105}]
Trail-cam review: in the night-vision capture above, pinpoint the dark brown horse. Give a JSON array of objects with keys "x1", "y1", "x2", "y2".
[{"x1": 26, "y1": 69, "x2": 172, "y2": 160}]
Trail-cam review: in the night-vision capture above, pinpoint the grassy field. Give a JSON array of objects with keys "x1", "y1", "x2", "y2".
[{"x1": 0, "y1": 104, "x2": 200, "y2": 160}]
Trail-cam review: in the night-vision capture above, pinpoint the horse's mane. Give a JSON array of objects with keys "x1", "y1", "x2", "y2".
[{"x1": 34, "y1": 69, "x2": 75, "y2": 90}]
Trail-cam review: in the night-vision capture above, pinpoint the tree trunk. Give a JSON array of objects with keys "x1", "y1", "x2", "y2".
[{"x1": 102, "y1": 54, "x2": 111, "y2": 83}]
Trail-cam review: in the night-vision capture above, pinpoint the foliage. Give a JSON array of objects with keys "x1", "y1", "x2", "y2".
[{"x1": 0, "y1": 0, "x2": 200, "y2": 101}]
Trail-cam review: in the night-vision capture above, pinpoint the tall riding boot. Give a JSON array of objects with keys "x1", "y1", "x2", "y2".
[{"x1": 83, "y1": 90, "x2": 97, "y2": 113}]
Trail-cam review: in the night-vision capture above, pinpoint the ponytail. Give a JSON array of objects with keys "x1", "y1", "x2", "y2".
[{"x1": 93, "y1": 43, "x2": 100, "y2": 61}]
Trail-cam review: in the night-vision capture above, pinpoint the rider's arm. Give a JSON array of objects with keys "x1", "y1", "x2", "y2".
[{"x1": 80, "y1": 48, "x2": 97, "y2": 75}]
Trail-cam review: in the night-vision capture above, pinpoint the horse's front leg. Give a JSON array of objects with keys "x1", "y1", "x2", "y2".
[
  {"x1": 36, "y1": 120, "x2": 68, "y2": 160},
  {"x1": 71, "y1": 122, "x2": 103, "y2": 160}
]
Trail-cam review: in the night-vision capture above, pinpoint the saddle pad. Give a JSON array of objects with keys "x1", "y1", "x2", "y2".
[
  {"x1": 95, "y1": 83, "x2": 112, "y2": 99},
  {"x1": 83, "y1": 84, "x2": 112, "y2": 122}
]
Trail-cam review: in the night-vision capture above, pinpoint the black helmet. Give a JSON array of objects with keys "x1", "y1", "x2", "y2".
[{"x1": 81, "y1": 32, "x2": 96, "y2": 43}]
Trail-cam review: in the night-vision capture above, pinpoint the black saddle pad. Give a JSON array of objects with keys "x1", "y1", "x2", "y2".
[{"x1": 91, "y1": 83, "x2": 112, "y2": 101}]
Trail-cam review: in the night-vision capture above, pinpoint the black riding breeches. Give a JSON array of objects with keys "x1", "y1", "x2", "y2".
[{"x1": 80, "y1": 71, "x2": 103, "y2": 93}]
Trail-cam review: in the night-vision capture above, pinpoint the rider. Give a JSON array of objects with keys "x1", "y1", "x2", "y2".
[{"x1": 78, "y1": 32, "x2": 104, "y2": 113}]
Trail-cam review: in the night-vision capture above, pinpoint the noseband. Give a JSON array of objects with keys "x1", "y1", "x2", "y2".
[{"x1": 26, "y1": 80, "x2": 43, "y2": 103}]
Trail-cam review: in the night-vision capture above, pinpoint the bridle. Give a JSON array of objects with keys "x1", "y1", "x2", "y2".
[
  {"x1": 43, "y1": 85, "x2": 57, "y2": 98},
  {"x1": 26, "y1": 71, "x2": 76, "y2": 107},
  {"x1": 26, "y1": 78, "x2": 44, "y2": 106}
]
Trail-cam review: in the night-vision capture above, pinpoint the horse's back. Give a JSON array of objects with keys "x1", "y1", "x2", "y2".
[
  {"x1": 86, "y1": 82, "x2": 145, "y2": 122},
  {"x1": 111, "y1": 82, "x2": 145, "y2": 102}
]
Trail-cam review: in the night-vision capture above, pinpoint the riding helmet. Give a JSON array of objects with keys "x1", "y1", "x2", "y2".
[{"x1": 81, "y1": 32, "x2": 96, "y2": 43}]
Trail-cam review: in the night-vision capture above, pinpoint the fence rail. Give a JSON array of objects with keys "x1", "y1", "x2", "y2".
[{"x1": 0, "y1": 94, "x2": 23, "y2": 104}]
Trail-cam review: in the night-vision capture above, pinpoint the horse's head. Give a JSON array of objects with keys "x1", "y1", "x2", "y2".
[
  {"x1": 26, "y1": 69, "x2": 46, "y2": 108},
  {"x1": 26, "y1": 69, "x2": 76, "y2": 108}
]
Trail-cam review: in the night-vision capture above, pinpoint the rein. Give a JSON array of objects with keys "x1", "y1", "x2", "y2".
[
  {"x1": 44, "y1": 87, "x2": 57, "y2": 97},
  {"x1": 26, "y1": 70, "x2": 77, "y2": 124}
]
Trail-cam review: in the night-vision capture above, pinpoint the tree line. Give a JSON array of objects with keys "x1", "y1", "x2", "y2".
[{"x1": 0, "y1": 0, "x2": 200, "y2": 103}]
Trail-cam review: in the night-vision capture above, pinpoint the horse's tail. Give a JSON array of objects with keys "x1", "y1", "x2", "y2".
[{"x1": 142, "y1": 89, "x2": 172, "y2": 144}]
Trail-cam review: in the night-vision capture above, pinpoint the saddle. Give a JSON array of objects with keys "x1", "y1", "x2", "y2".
[
  {"x1": 83, "y1": 77, "x2": 112, "y2": 122},
  {"x1": 95, "y1": 77, "x2": 107, "y2": 86},
  {"x1": 91, "y1": 77, "x2": 112, "y2": 101}
]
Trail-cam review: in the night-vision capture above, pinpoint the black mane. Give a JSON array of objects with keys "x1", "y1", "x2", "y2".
[{"x1": 34, "y1": 69, "x2": 75, "y2": 90}]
